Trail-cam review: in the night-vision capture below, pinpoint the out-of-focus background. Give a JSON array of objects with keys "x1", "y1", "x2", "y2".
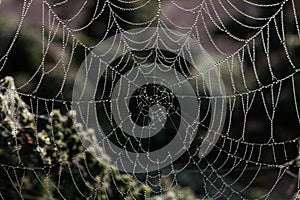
[{"x1": 1, "y1": 0, "x2": 300, "y2": 199}]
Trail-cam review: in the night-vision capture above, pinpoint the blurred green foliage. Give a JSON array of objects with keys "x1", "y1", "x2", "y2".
[{"x1": 0, "y1": 76, "x2": 196, "y2": 199}]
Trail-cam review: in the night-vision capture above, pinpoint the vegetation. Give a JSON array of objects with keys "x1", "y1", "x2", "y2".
[{"x1": 0, "y1": 76, "x2": 196, "y2": 199}]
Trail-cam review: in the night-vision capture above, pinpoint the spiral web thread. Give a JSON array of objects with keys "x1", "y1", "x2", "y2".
[{"x1": 0, "y1": 0, "x2": 300, "y2": 199}]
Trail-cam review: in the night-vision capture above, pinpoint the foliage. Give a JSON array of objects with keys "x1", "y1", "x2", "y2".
[{"x1": 0, "y1": 76, "x2": 196, "y2": 199}]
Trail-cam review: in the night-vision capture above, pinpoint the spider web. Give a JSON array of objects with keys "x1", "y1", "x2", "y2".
[{"x1": 1, "y1": 0, "x2": 300, "y2": 199}]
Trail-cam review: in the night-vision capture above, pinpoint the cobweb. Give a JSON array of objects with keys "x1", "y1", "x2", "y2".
[{"x1": 1, "y1": 0, "x2": 300, "y2": 199}]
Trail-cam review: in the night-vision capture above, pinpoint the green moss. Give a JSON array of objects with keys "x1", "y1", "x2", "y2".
[{"x1": 0, "y1": 76, "x2": 196, "y2": 199}]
